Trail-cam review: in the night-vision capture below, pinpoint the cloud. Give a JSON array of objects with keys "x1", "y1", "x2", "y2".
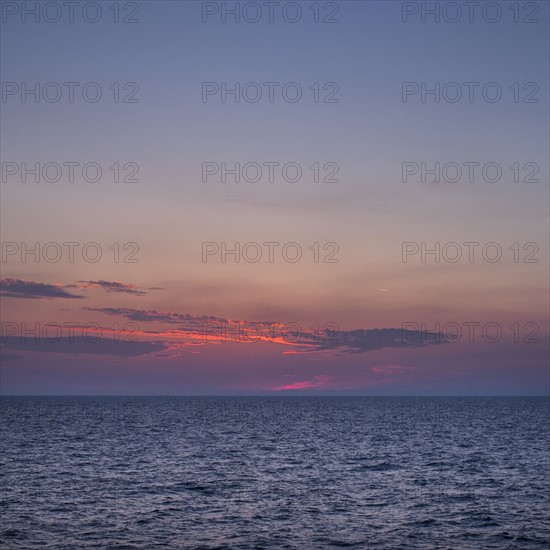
[
  {"x1": 313, "y1": 328, "x2": 448, "y2": 354},
  {"x1": 1, "y1": 278, "x2": 159, "y2": 299},
  {"x1": 74, "y1": 280, "x2": 148, "y2": 295},
  {"x1": 82, "y1": 308, "x2": 449, "y2": 354},
  {"x1": 273, "y1": 375, "x2": 333, "y2": 391},
  {"x1": 0, "y1": 278, "x2": 84, "y2": 299},
  {"x1": 84, "y1": 307, "x2": 228, "y2": 325}
]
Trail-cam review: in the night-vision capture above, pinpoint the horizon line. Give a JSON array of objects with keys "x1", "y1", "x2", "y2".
[{"x1": 1, "y1": 394, "x2": 549, "y2": 398}]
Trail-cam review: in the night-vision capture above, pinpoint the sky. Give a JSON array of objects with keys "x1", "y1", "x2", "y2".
[{"x1": 0, "y1": 0, "x2": 549, "y2": 395}]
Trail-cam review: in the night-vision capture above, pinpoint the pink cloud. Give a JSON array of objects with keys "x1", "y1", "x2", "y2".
[{"x1": 272, "y1": 374, "x2": 333, "y2": 391}]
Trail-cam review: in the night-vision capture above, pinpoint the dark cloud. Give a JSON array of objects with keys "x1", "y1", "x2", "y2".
[
  {"x1": 0, "y1": 278, "x2": 84, "y2": 299},
  {"x1": 0, "y1": 278, "x2": 156, "y2": 299},
  {"x1": 312, "y1": 328, "x2": 449, "y2": 354},
  {"x1": 75, "y1": 280, "x2": 148, "y2": 296},
  {"x1": 83, "y1": 308, "x2": 448, "y2": 354},
  {"x1": 85, "y1": 307, "x2": 228, "y2": 325}
]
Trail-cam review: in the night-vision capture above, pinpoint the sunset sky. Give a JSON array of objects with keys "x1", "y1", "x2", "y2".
[{"x1": 1, "y1": 1, "x2": 548, "y2": 394}]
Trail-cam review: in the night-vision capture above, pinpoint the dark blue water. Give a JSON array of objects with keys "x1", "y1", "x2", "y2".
[{"x1": 1, "y1": 397, "x2": 548, "y2": 549}]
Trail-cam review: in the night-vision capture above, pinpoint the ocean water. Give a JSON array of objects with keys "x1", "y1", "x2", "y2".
[{"x1": 0, "y1": 397, "x2": 548, "y2": 549}]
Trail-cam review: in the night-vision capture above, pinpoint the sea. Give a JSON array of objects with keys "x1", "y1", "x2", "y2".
[{"x1": 1, "y1": 397, "x2": 549, "y2": 549}]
